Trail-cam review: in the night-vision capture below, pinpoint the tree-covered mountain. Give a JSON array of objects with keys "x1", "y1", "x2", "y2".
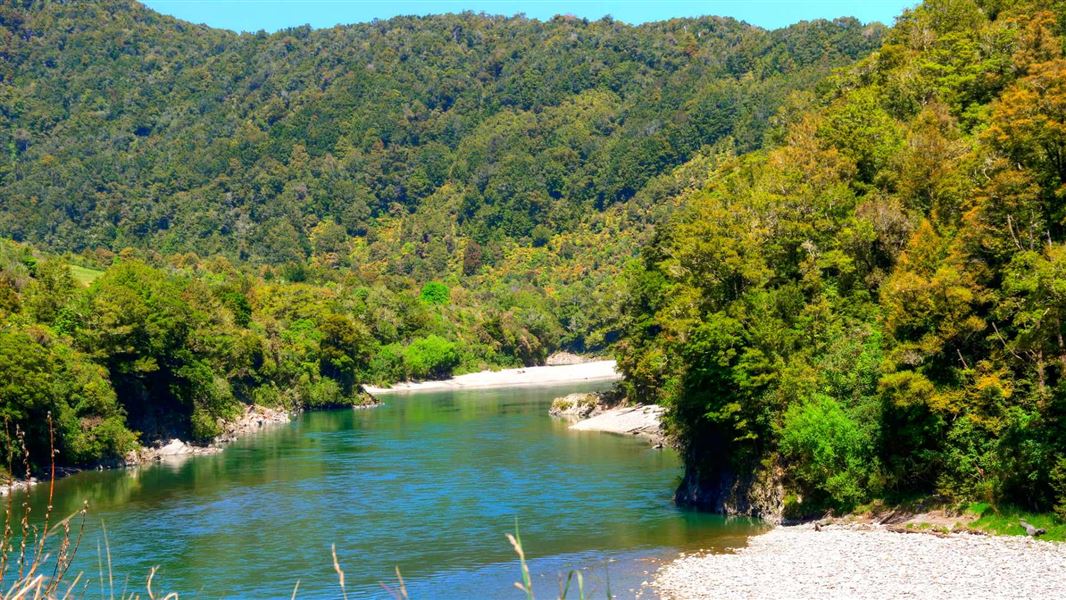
[
  {"x1": 617, "y1": 0, "x2": 1066, "y2": 520},
  {"x1": 1, "y1": 0, "x2": 882, "y2": 264}
]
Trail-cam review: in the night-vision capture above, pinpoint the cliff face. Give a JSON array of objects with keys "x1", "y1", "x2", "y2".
[{"x1": 674, "y1": 456, "x2": 786, "y2": 524}]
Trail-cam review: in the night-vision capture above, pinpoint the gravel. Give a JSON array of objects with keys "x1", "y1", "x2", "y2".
[{"x1": 655, "y1": 524, "x2": 1066, "y2": 600}]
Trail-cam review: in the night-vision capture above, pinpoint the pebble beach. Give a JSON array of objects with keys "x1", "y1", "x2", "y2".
[{"x1": 655, "y1": 524, "x2": 1066, "y2": 600}]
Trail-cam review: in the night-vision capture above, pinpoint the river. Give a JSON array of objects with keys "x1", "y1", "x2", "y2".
[{"x1": 12, "y1": 382, "x2": 761, "y2": 598}]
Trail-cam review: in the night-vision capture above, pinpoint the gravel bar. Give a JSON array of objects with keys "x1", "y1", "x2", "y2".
[{"x1": 655, "y1": 524, "x2": 1066, "y2": 599}]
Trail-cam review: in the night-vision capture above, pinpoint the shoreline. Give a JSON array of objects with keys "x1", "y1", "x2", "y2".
[
  {"x1": 1, "y1": 399, "x2": 380, "y2": 496},
  {"x1": 364, "y1": 360, "x2": 621, "y2": 394},
  {"x1": 654, "y1": 523, "x2": 1066, "y2": 599}
]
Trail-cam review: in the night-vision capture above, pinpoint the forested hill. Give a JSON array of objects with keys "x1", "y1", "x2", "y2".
[
  {"x1": 0, "y1": 1, "x2": 882, "y2": 262},
  {"x1": 617, "y1": 0, "x2": 1066, "y2": 520}
]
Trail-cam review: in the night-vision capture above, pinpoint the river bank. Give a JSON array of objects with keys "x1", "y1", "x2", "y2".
[
  {"x1": 124, "y1": 403, "x2": 294, "y2": 465},
  {"x1": 655, "y1": 523, "x2": 1066, "y2": 599},
  {"x1": 364, "y1": 359, "x2": 620, "y2": 394},
  {"x1": 2, "y1": 399, "x2": 380, "y2": 495}
]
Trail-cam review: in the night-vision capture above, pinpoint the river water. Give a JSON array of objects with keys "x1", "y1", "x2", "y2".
[{"x1": 13, "y1": 382, "x2": 761, "y2": 598}]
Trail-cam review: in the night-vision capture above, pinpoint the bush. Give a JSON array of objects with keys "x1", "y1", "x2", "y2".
[
  {"x1": 779, "y1": 394, "x2": 874, "y2": 511},
  {"x1": 403, "y1": 335, "x2": 459, "y2": 380},
  {"x1": 190, "y1": 407, "x2": 221, "y2": 440},
  {"x1": 251, "y1": 384, "x2": 284, "y2": 408},
  {"x1": 0, "y1": 327, "x2": 137, "y2": 467},
  {"x1": 1053, "y1": 457, "x2": 1066, "y2": 523},
  {"x1": 419, "y1": 281, "x2": 450, "y2": 306},
  {"x1": 367, "y1": 343, "x2": 406, "y2": 384},
  {"x1": 304, "y1": 378, "x2": 344, "y2": 408}
]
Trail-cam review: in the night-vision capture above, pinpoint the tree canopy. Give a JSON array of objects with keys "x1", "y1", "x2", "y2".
[{"x1": 617, "y1": 0, "x2": 1066, "y2": 519}]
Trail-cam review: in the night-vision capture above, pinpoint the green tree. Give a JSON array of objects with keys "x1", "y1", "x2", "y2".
[{"x1": 403, "y1": 335, "x2": 460, "y2": 380}]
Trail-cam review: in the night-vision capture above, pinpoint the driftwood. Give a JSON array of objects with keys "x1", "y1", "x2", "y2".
[{"x1": 1020, "y1": 520, "x2": 1046, "y2": 537}]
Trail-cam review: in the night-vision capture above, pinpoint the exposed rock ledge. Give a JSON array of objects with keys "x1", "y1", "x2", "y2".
[
  {"x1": 550, "y1": 391, "x2": 665, "y2": 446},
  {"x1": 126, "y1": 404, "x2": 293, "y2": 465},
  {"x1": 0, "y1": 478, "x2": 39, "y2": 497},
  {"x1": 545, "y1": 351, "x2": 599, "y2": 366}
]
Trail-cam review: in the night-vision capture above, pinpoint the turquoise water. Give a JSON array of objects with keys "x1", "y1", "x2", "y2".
[{"x1": 14, "y1": 383, "x2": 760, "y2": 598}]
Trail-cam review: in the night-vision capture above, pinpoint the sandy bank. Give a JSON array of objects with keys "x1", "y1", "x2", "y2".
[
  {"x1": 656, "y1": 524, "x2": 1066, "y2": 600},
  {"x1": 364, "y1": 360, "x2": 620, "y2": 394}
]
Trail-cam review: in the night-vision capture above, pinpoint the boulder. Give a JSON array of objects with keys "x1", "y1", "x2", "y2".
[{"x1": 549, "y1": 392, "x2": 603, "y2": 420}]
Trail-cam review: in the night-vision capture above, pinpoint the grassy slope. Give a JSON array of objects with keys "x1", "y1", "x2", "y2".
[
  {"x1": 69, "y1": 264, "x2": 103, "y2": 286},
  {"x1": 966, "y1": 504, "x2": 1066, "y2": 542}
]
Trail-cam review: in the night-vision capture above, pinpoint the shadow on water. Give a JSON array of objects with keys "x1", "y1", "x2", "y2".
[{"x1": 12, "y1": 382, "x2": 764, "y2": 598}]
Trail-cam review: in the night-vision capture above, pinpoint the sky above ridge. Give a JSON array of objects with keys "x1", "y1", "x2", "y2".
[{"x1": 143, "y1": 0, "x2": 919, "y2": 32}]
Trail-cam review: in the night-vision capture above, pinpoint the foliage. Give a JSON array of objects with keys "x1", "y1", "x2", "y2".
[
  {"x1": 1053, "y1": 458, "x2": 1066, "y2": 522},
  {"x1": 0, "y1": 237, "x2": 564, "y2": 470},
  {"x1": 0, "y1": 0, "x2": 888, "y2": 373},
  {"x1": 967, "y1": 502, "x2": 1066, "y2": 541},
  {"x1": 419, "y1": 282, "x2": 450, "y2": 306},
  {"x1": 779, "y1": 395, "x2": 876, "y2": 511},
  {"x1": 617, "y1": 0, "x2": 1066, "y2": 514},
  {"x1": 0, "y1": 326, "x2": 136, "y2": 465},
  {"x1": 403, "y1": 335, "x2": 460, "y2": 380},
  {"x1": 0, "y1": 2, "x2": 882, "y2": 266},
  {"x1": 2, "y1": 0, "x2": 1061, "y2": 521}
]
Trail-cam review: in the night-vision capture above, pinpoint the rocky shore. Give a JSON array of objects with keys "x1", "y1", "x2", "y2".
[
  {"x1": 655, "y1": 524, "x2": 1066, "y2": 600},
  {"x1": 126, "y1": 404, "x2": 293, "y2": 465},
  {"x1": 545, "y1": 351, "x2": 600, "y2": 366},
  {"x1": 550, "y1": 391, "x2": 666, "y2": 446},
  {"x1": 3, "y1": 398, "x2": 382, "y2": 494}
]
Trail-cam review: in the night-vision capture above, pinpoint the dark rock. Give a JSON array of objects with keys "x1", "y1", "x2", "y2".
[{"x1": 1020, "y1": 520, "x2": 1046, "y2": 537}]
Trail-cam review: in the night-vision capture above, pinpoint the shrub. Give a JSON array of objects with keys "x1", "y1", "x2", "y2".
[
  {"x1": 0, "y1": 327, "x2": 138, "y2": 467},
  {"x1": 304, "y1": 378, "x2": 344, "y2": 408},
  {"x1": 1053, "y1": 457, "x2": 1066, "y2": 522},
  {"x1": 403, "y1": 335, "x2": 459, "y2": 380},
  {"x1": 419, "y1": 281, "x2": 450, "y2": 306},
  {"x1": 779, "y1": 394, "x2": 874, "y2": 511},
  {"x1": 251, "y1": 384, "x2": 284, "y2": 408},
  {"x1": 190, "y1": 407, "x2": 221, "y2": 440},
  {"x1": 367, "y1": 343, "x2": 406, "y2": 384}
]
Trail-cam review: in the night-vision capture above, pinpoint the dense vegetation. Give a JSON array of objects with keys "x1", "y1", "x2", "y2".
[
  {"x1": 617, "y1": 0, "x2": 1066, "y2": 520},
  {"x1": 0, "y1": 1, "x2": 879, "y2": 262}
]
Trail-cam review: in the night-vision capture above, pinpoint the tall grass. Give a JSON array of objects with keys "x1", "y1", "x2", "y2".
[
  {"x1": 0, "y1": 416, "x2": 176, "y2": 599},
  {"x1": 505, "y1": 519, "x2": 611, "y2": 600}
]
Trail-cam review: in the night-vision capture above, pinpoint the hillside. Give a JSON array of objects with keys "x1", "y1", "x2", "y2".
[
  {"x1": 1, "y1": 1, "x2": 881, "y2": 264},
  {"x1": 617, "y1": 0, "x2": 1066, "y2": 520}
]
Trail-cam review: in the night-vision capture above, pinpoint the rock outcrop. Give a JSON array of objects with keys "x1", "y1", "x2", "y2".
[
  {"x1": 127, "y1": 439, "x2": 223, "y2": 465},
  {"x1": 674, "y1": 458, "x2": 786, "y2": 523},
  {"x1": 549, "y1": 392, "x2": 605, "y2": 420},
  {"x1": 213, "y1": 404, "x2": 292, "y2": 444},
  {"x1": 0, "y1": 477, "x2": 38, "y2": 497},
  {"x1": 545, "y1": 352, "x2": 595, "y2": 366},
  {"x1": 570, "y1": 405, "x2": 665, "y2": 445},
  {"x1": 550, "y1": 389, "x2": 666, "y2": 446},
  {"x1": 126, "y1": 404, "x2": 292, "y2": 466}
]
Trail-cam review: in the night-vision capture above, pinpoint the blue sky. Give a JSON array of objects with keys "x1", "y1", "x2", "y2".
[{"x1": 142, "y1": 1, "x2": 919, "y2": 32}]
